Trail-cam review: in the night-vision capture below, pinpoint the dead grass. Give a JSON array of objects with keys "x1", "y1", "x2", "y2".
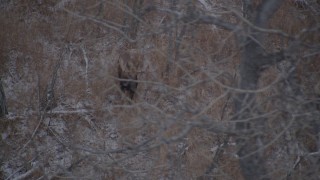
[{"x1": 1, "y1": 0, "x2": 319, "y2": 179}]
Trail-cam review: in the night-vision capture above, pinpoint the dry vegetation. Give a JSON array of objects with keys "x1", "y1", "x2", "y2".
[{"x1": 0, "y1": 0, "x2": 320, "y2": 179}]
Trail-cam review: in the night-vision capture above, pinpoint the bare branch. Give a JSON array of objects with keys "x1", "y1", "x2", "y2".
[
  {"x1": 255, "y1": 0, "x2": 284, "y2": 28},
  {"x1": 196, "y1": 15, "x2": 238, "y2": 31}
]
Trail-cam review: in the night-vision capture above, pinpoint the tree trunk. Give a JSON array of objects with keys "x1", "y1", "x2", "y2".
[
  {"x1": 233, "y1": 1, "x2": 284, "y2": 179},
  {"x1": 0, "y1": 78, "x2": 8, "y2": 117}
]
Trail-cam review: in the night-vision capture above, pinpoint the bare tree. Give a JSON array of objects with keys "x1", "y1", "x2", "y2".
[{"x1": 1, "y1": 0, "x2": 320, "y2": 179}]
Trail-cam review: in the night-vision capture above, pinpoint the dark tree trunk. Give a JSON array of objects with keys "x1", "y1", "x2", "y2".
[
  {"x1": 233, "y1": 1, "x2": 284, "y2": 179},
  {"x1": 0, "y1": 78, "x2": 8, "y2": 117}
]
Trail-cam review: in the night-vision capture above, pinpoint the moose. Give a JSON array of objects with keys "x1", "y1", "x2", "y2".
[{"x1": 118, "y1": 65, "x2": 138, "y2": 99}]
